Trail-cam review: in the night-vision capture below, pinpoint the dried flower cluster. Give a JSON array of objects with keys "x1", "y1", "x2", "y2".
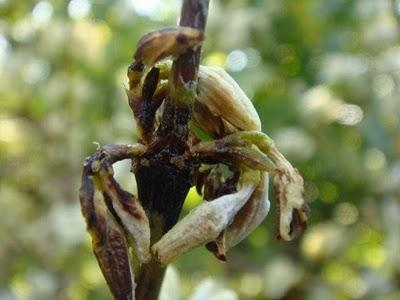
[{"x1": 79, "y1": 26, "x2": 309, "y2": 300}]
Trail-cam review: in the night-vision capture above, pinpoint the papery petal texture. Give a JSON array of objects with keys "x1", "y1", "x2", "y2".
[{"x1": 194, "y1": 66, "x2": 261, "y2": 137}]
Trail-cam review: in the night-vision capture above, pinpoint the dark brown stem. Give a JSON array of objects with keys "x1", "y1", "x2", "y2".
[
  {"x1": 157, "y1": 0, "x2": 210, "y2": 140},
  {"x1": 135, "y1": 1, "x2": 209, "y2": 300},
  {"x1": 171, "y1": 0, "x2": 210, "y2": 97}
]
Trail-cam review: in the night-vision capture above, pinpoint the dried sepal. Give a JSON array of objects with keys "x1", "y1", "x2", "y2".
[
  {"x1": 79, "y1": 164, "x2": 136, "y2": 300},
  {"x1": 224, "y1": 172, "x2": 270, "y2": 248},
  {"x1": 247, "y1": 134, "x2": 309, "y2": 241},
  {"x1": 235, "y1": 131, "x2": 310, "y2": 240},
  {"x1": 110, "y1": 194, "x2": 151, "y2": 264},
  {"x1": 91, "y1": 191, "x2": 136, "y2": 300},
  {"x1": 194, "y1": 65, "x2": 261, "y2": 137},
  {"x1": 274, "y1": 168, "x2": 309, "y2": 241},
  {"x1": 192, "y1": 101, "x2": 234, "y2": 138},
  {"x1": 91, "y1": 160, "x2": 151, "y2": 264},
  {"x1": 193, "y1": 130, "x2": 309, "y2": 241},
  {"x1": 190, "y1": 135, "x2": 278, "y2": 173},
  {"x1": 126, "y1": 66, "x2": 165, "y2": 144},
  {"x1": 205, "y1": 230, "x2": 227, "y2": 261},
  {"x1": 201, "y1": 166, "x2": 225, "y2": 201},
  {"x1": 134, "y1": 26, "x2": 204, "y2": 66},
  {"x1": 206, "y1": 172, "x2": 269, "y2": 260},
  {"x1": 152, "y1": 170, "x2": 260, "y2": 266},
  {"x1": 101, "y1": 143, "x2": 147, "y2": 162}
]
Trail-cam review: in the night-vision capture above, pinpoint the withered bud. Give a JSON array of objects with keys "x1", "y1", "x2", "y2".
[
  {"x1": 134, "y1": 26, "x2": 204, "y2": 66},
  {"x1": 193, "y1": 66, "x2": 261, "y2": 137},
  {"x1": 207, "y1": 172, "x2": 270, "y2": 260},
  {"x1": 274, "y1": 167, "x2": 309, "y2": 241},
  {"x1": 212, "y1": 131, "x2": 309, "y2": 241},
  {"x1": 152, "y1": 170, "x2": 260, "y2": 266}
]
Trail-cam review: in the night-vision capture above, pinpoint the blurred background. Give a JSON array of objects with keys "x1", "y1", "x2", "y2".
[{"x1": 1, "y1": 0, "x2": 400, "y2": 299}]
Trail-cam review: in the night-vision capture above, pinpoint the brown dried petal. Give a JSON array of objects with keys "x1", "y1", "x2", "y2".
[
  {"x1": 134, "y1": 26, "x2": 204, "y2": 66},
  {"x1": 206, "y1": 172, "x2": 269, "y2": 260},
  {"x1": 221, "y1": 131, "x2": 310, "y2": 241},
  {"x1": 190, "y1": 138, "x2": 277, "y2": 173},
  {"x1": 94, "y1": 168, "x2": 151, "y2": 264},
  {"x1": 195, "y1": 66, "x2": 261, "y2": 137},
  {"x1": 274, "y1": 168, "x2": 309, "y2": 241},
  {"x1": 79, "y1": 172, "x2": 135, "y2": 300},
  {"x1": 224, "y1": 172, "x2": 270, "y2": 249},
  {"x1": 152, "y1": 171, "x2": 260, "y2": 266}
]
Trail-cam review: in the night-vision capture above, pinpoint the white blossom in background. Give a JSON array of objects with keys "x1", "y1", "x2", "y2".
[
  {"x1": 363, "y1": 11, "x2": 399, "y2": 48},
  {"x1": 318, "y1": 54, "x2": 368, "y2": 84},
  {"x1": 382, "y1": 198, "x2": 400, "y2": 270},
  {"x1": 189, "y1": 278, "x2": 238, "y2": 300},
  {"x1": 273, "y1": 127, "x2": 316, "y2": 161},
  {"x1": 32, "y1": 1, "x2": 53, "y2": 25},
  {"x1": 263, "y1": 256, "x2": 304, "y2": 299},
  {"x1": 68, "y1": 0, "x2": 91, "y2": 19},
  {"x1": 159, "y1": 267, "x2": 238, "y2": 300},
  {"x1": 301, "y1": 223, "x2": 346, "y2": 260},
  {"x1": 300, "y1": 85, "x2": 364, "y2": 126},
  {"x1": 159, "y1": 266, "x2": 182, "y2": 300}
]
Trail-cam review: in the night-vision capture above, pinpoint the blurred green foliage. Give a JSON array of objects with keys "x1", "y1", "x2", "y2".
[{"x1": 1, "y1": 0, "x2": 400, "y2": 299}]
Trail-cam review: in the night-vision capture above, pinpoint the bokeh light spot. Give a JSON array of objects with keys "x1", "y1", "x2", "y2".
[
  {"x1": 304, "y1": 181, "x2": 319, "y2": 203},
  {"x1": 22, "y1": 58, "x2": 51, "y2": 85},
  {"x1": 227, "y1": 50, "x2": 248, "y2": 72},
  {"x1": 373, "y1": 74, "x2": 394, "y2": 97},
  {"x1": 334, "y1": 202, "x2": 359, "y2": 225},
  {"x1": 302, "y1": 224, "x2": 345, "y2": 260},
  {"x1": 68, "y1": 0, "x2": 91, "y2": 19},
  {"x1": 335, "y1": 104, "x2": 363, "y2": 126},
  {"x1": 383, "y1": 111, "x2": 400, "y2": 131},
  {"x1": 364, "y1": 246, "x2": 385, "y2": 268},
  {"x1": 263, "y1": 256, "x2": 303, "y2": 298},
  {"x1": 274, "y1": 127, "x2": 316, "y2": 161},
  {"x1": 322, "y1": 263, "x2": 354, "y2": 285},
  {"x1": 243, "y1": 48, "x2": 261, "y2": 68},
  {"x1": 240, "y1": 273, "x2": 262, "y2": 297},
  {"x1": 0, "y1": 33, "x2": 10, "y2": 67},
  {"x1": 10, "y1": 276, "x2": 29, "y2": 299},
  {"x1": 203, "y1": 52, "x2": 227, "y2": 68},
  {"x1": 319, "y1": 181, "x2": 338, "y2": 203},
  {"x1": 302, "y1": 230, "x2": 325, "y2": 259},
  {"x1": 32, "y1": 1, "x2": 53, "y2": 24},
  {"x1": 344, "y1": 277, "x2": 368, "y2": 299},
  {"x1": 12, "y1": 19, "x2": 35, "y2": 42},
  {"x1": 301, "y1": 85, "x2": 341, "y2": 123},
  {"x1": 364, "y1": 148, "x2": 386, "y2": 171},
  {"x1": 127, "y1": 0, "x2": 161, "y2": 17},
  {"x1": 0, "y1": 117, "x2": 21, "y2": 143}
]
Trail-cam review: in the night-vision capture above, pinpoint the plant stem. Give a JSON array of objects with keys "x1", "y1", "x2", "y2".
[
  {"x1": 157, "y1": 0, "x2": 210, "y2": 140},
  {"x1": 171, "y1": 0, "x2": 210, "y2": 101},
  {"x1": 135, "y1": 1, "x2": 209, "y2": 299}
]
